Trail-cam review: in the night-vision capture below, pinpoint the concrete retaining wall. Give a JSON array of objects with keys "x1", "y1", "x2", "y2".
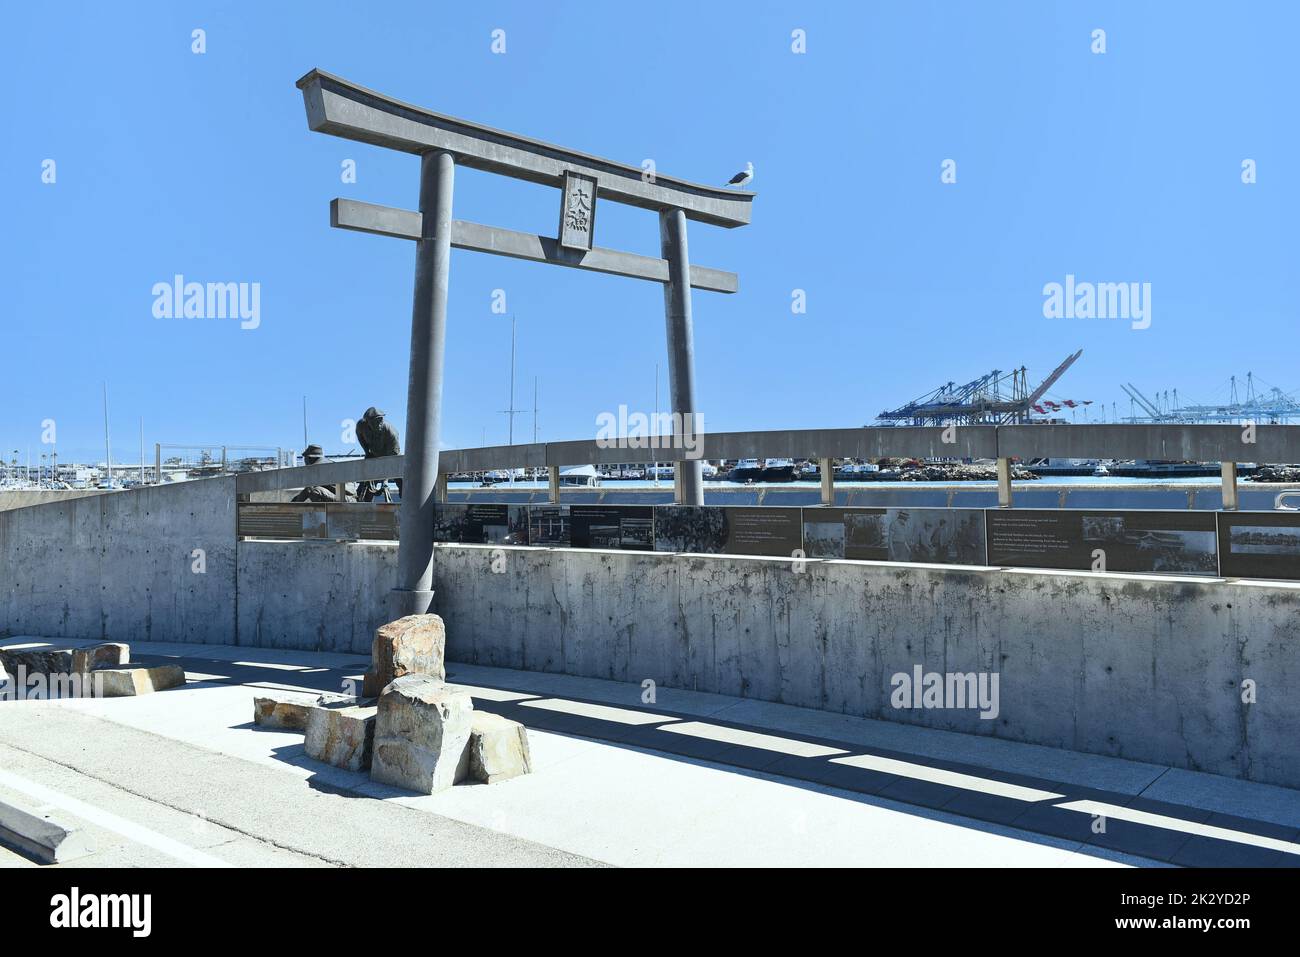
[
  {"x1": 235, "y1": 540, "x2": 397, "y2": 652},
  {"x1": 229, "y1": 539, "x2": 1300, "y2": 788},
  {"x1": 0, "y1": 478, "x2": 237, "y2": 644},
  {"x1": 4, "y1": 478, "x2": 1298, "y2": 788}
]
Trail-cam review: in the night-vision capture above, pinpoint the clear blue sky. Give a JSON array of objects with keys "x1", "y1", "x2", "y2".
[{"x1": 3, "y1": 1, "x2": 1296, "y2": 464}]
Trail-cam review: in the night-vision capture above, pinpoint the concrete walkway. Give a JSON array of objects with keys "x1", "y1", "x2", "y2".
[{"x1": 3, "y1": 636, "x2": 1298, "y2": 867}]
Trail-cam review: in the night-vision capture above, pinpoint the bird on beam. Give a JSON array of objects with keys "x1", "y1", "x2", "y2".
[{"x1": 725, "y1": 162, "x2": 754, "y2": 188}]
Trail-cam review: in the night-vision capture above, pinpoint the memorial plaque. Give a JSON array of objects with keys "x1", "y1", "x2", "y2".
[
  {"x1": 803, "y1": 507, "x2": 987, "y2": 565},
  {"x1": 570, "y1": 505, "x2": 654, "y2": 550},
  {"x1": 326, "y1": 503, "x2": 400, "y2": 541},
  {"x1": 654, "y1": 506, "x2": 802, "y2": 557},
  {"x1": 238, "y1": 505, "x2": 311, "y2": 539},
  {"x1": 558, "y1": 170, "x2": 597, "y2": 251},
  {"x1": 528, "y1": 505, "x2": 572, "y2": 546},
  {"x1": 1217, "y1": 511, "x2": 1300, "y2": 580},
  {"x1": 987, "y1": 509, "x2": 1218, "y2": 576},
  {"x1": 433, "y1": 503, "x2": 522, "y2": 544}
]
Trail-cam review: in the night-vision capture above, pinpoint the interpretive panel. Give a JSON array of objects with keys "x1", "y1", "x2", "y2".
[
  {"x1": 803, "y1": 507, "x2": 987, "y2": 565},
  {"x1": 654, "y1": 506, "x2": 802, "y2": 557},
  {"x1": 569, "y1": 505, "x2": 654, "y2": 550},
  {"x1": 987, "y1": 509, "x2": 1218, "y2": 576},
  {"x1": 1217, "y1": 511, "x2": 1300, "y2": 580},
  {"x1": 434, "y1": 504, "x2": 528, "y2": 544}
]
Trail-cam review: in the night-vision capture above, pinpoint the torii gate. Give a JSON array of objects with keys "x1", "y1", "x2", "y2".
[{"x1": 296, "y1": 69, "x2": 755, "y2": 616}]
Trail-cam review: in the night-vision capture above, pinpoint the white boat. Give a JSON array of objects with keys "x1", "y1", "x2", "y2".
[{"x1": 559, "y1": 465, "x2": 601, "y2": 487}]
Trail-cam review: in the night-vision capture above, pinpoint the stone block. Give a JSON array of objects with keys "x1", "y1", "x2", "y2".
[
  {"x1": 305, "y1": 702, "x2": 377, "y2": 772},
  {"x1": 369, "y1": 615, "x2": 446, "y2": 690},
  {"x1": 72, "y1": 643, "x2": 130, "y2": 674},
  {"x1": 370, "y1": 675, "x2": 473, "y2": 794},
  {"x1": 93, "y1": 664, "x2": 186, "y2": 697},
  {"x1": 253, "y1": 693, "x2": 318, "y2": 731},
  {"x1": 0, "y1": 648, "x2": 75, "y2": 677},
  {"x1": 460, "y1": 712, "x2": 532, "y2": 784}
]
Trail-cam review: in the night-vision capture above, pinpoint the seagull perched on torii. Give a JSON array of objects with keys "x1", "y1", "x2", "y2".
[{"x1": 725, "y1": 161, "x2": 753, "y2": 188}]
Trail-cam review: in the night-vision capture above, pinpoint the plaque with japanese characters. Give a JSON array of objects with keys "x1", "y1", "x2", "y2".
[{"x1": 558, "y1": 170, "x2": 597, "y2": 251}]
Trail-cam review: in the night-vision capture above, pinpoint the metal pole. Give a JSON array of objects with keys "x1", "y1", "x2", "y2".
[
  {"x1": 653, "y1": 364, "x2": 659, "y2": 489},
  {"x1": 508, "y1": 316, "x2": 516, "y2": 447},
  {"x1": 155, "y1": 443, "x2": 162, "y2": 484},
  {"x1": 548, "y1": 465, "x2": 560, "y2": 503},
  {"x1": 102, "y1": 383, "x2": 112, "y2": 490},
  {"x1": 393, "y1": 150, "x2": 454, "y2": 618},
  {"x1": 659, "y1": 208, "x2": 703, "y2": 505}
]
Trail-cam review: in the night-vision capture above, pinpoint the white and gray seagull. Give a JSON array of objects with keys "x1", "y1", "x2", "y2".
[{"x1": 725, "y1": 161, "x2": 754, "y2": 188}]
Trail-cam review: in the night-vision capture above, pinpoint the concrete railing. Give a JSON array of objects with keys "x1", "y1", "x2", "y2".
[{"x1": 235, "y1": 424, "x2": 1300, "y2": 510}]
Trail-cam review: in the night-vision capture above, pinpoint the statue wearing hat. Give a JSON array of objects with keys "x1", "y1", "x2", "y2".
[
  {"x1": 291, "y1": 444, "x2": 350, "y2": 503},
  {"x1": 356, "y1": 406, "x2": 402, "y2": 501}
]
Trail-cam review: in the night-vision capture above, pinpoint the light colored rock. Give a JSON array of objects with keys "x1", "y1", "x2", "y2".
[
  {"x1": 253, "y1": 693, "x2": 317, "y2": 731},
  {"x1": 72, "y1": 643, "x2": 130, "y2": 673},
  {"x1": 305, "y1": 703, "x2": 376, "y2": 772},
  {"x1": 369, "y1": 615, "x2": 446, "y2": 691},
  {"x1": 461, "y1": 712, "x2": 532, "y2": 784},
  {"x1": 370, "y1": 674, "x2": 473, "y2": 794},
  {"x1": 93, "y1": 664, "x2": 186, "y2": 697}
]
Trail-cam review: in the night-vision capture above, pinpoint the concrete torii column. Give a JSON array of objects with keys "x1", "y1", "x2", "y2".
[
  {"x1": 296, "y1": 69, "x2": 754, "y2": 612},
  {"x1": 395, "y1": 150, "x2": 454, "y2": 617},
  {"x1": 660, "y1": 209, "x2": 703, "y2": 505}
]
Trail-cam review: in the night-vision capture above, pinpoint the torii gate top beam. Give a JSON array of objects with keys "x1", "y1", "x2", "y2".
[{"x1": 296, "y1": 69, "x2": 755, "y2": 228}]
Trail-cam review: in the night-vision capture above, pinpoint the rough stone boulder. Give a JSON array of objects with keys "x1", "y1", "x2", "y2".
[
  {"x1": 362, "y1": 614, "x2": 446, "y2": 697},
  {"x1": 253, "y1": 692, "x2": 319, "y2": 731},
  {"x1": 94, "y1": 664, "x2": 186, "y2": 697},
  {"x1": 305, "y1": 702, "x2": 377, "y2": 772},
  {"x1": 459, "y1": 712, "x2": 532, "y2": 785},
  {"x1": 1, "y1": 642, "x2": 129, "y2": 681},
  {"x1": 0, "y1": 648, "x2": 75, "y2": 676},
  {"x1": 370, "y1": 674, "x2": 473, "y2": 794},
  {"x1": 73, "y1": 643, "x2": 130, "y2": 674}
]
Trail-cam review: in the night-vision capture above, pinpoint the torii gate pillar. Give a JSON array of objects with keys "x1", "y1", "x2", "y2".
[
  {"x1": 660, "y1": 208, "x2": 703, "y2": 506},
  {"x1": 393, "y1": 150, "x2": 454, "y2": 617}
]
